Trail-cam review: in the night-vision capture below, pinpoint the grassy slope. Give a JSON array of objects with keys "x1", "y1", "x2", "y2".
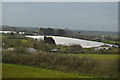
[{"x1": 2, "y1": 64, "x2": 90, "y2": 78}]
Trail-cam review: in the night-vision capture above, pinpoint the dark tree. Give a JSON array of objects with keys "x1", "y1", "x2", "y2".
[
  {"x1": 40, "y1": 28, "x2": 55, "y2": 35},
  {"x1": 56, "y1": 29, "x2": 66, "y2": 36},
  {"x1": 44, "y1": 36, "x2": 56, "y2": 44}
]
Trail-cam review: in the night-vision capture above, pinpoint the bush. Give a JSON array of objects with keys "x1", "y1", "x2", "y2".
[
  {"x1": 2, "y1": 51, "x2": 118, "y2": 78},
  {"x1": 68, "y1": 45, "x2": 84, "y2": 54}
]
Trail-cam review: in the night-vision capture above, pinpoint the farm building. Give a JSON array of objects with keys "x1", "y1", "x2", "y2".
[{"x1": 0, "y1": 31, "x2": 16, "y2": 34}]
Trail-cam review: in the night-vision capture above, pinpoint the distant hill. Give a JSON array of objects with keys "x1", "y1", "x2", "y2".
[
  {"x1": 2, "y1": 25, "x2": 77, "y2": 37},
  {"x1": 2, "y1": 25, "x2": 37, "y2": 32},
  {"x1": 2, "y1": 25, "x2": 118, "y2": 40},
  {"x1": 72, "y1": 30, "x2": 118, "y2": 37}
]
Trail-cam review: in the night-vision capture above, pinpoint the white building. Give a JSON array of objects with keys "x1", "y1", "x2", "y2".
[
  {"x1": 0, "y1": 31, "x2": 16, "y2": 34},
  {"x1": 19, "y1": 32, "x2": 25, "y2": 34}
]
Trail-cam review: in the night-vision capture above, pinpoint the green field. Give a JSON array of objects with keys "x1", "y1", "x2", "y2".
[
  {"x1": 21, "y1": 39, "x2": 28, "y2": 43},
  {"x1": 65, "y1": 54, "x2": 118, "y2": 60},
  {"x1": 2, "y1": 64, "x2": 91, "y2": 78},
  {"x1": 0, "y1": 36, "x2": 6, "y2": 38}
]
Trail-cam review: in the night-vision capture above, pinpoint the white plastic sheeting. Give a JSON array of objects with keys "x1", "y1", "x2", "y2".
[{"x1": 26, "y1": 35, "x2": 113, "y2": 48}]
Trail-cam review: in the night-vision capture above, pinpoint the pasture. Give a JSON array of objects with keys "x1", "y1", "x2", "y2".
[
  {"x1": 2, "y1": 64, "x2": 90, "y2": 78},
  {"x1": 64, "y1": 54, "x2": 118, "y2": 60},
  {"x1": 3, "y1": 53, "x2": 119, "y2": 78}
]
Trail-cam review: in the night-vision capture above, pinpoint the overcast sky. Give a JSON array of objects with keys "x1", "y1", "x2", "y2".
[
  {"x1": 0, "y1": 2, "x2": 2, "y2": 27},
  {"x1": 2, "y1": 2, "x2": 118, "y2": 32}
]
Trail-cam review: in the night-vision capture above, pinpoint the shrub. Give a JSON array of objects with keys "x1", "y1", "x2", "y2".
[
  {"x1": 68, "y1": 45, "x2": 84, "y2": 54},
  {"x1": 44, "y1": 36, "x2": 56, "y2": 44},
  {"x1": 2, "y1": 51, "x2": 118, "y2": 78}
]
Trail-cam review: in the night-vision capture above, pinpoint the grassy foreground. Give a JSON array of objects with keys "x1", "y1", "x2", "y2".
[{"x1": 2, "y1": 64, "x2": 90, "y2": 78}]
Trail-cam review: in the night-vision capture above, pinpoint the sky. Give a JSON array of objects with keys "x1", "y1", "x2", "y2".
[
  {"x1": 2, "y1": 2, "x2": 118, "y2": 32},
  {"x1": 1, "y1": 0, "x2": 120, "y2": 2},
  {"x1": 0, "y1": 2, "x2": 2, "y2": 27}
]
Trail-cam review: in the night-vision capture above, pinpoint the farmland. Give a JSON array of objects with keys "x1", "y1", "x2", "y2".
[
  {"x1": 3, "y1": 52, "x2": 119, "y2": 78},
  {"x1": 1, "y1": 2, "x2": 119, "y2": 79},
  {"x1": 2, "y1": 64, "x2": 90, "y2": 78},
  {"x1": 26, "y1": 35, "x2": 115, "y2": 48},
  {"x1": 63, "y1": 54, "x2": 118, "y2": 60},
  {"x1": 3, "y1": 54, "x2": 119, "y2": 78},
  {"x1": 1, "y1": 27, "x2": 119, "y2": 78}
]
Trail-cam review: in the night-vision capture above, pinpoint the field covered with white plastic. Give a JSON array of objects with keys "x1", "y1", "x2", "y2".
[{"x1": 26, "y1": 35, "x2": 113, "y2": 48}]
